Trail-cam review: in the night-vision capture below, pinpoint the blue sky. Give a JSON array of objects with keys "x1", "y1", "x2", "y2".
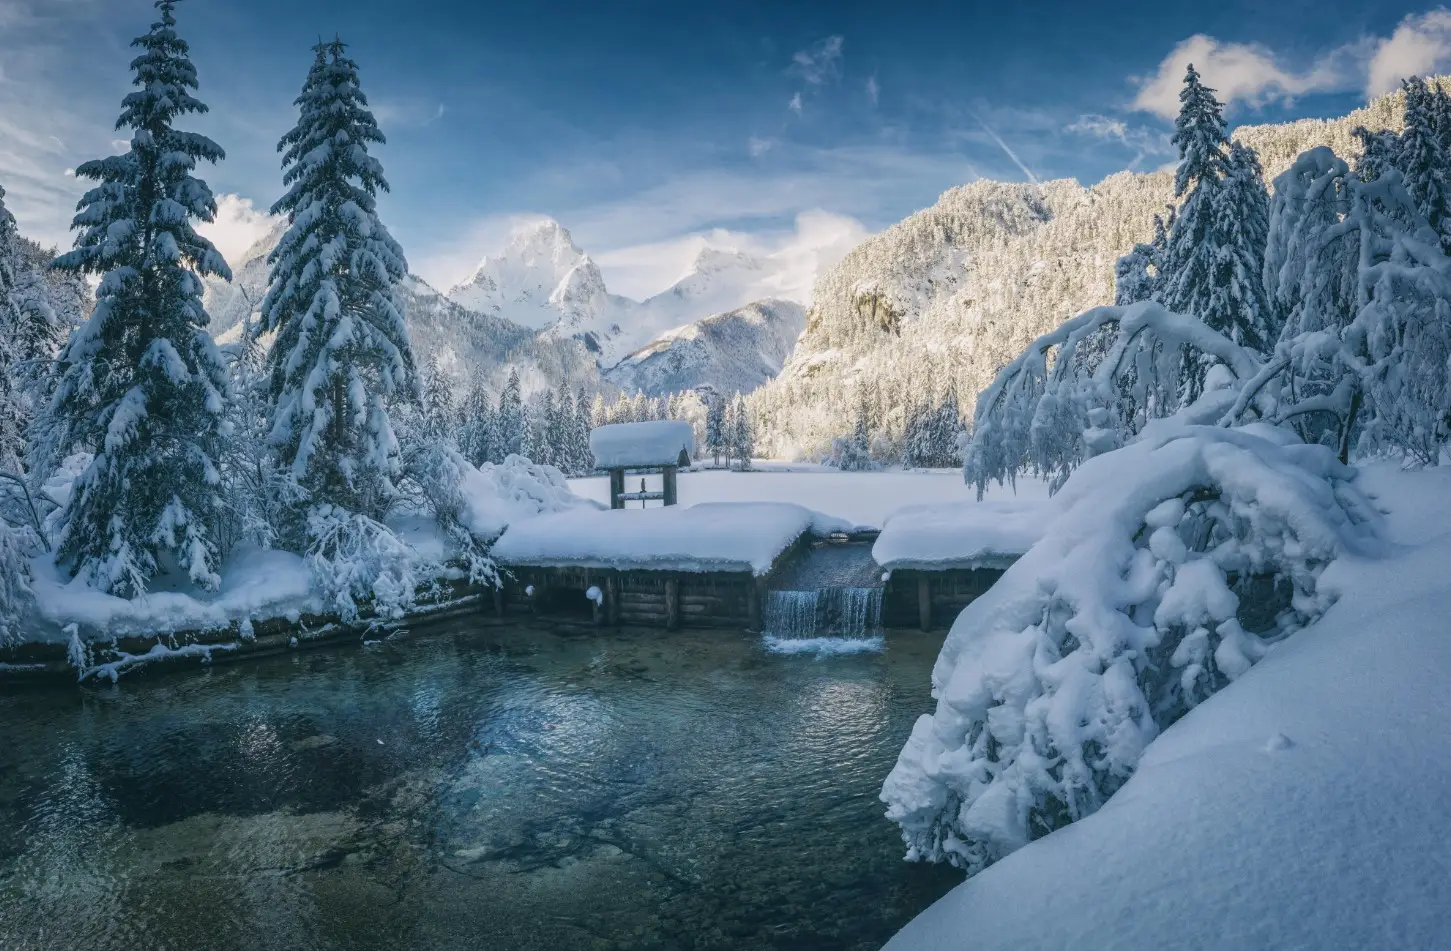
[{"x1": 1, "y1": 0, "x2": 1448, "y2": 297}]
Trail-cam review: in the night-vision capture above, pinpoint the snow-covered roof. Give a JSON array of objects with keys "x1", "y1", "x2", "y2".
[
  {"x1": 872, "y1": 499, "x2": 1050, "y2": 571},
  {"x1": 590, "y1": 420, "x2": 695, "y2": 469},
  {"x1": 492, "y1": 502, "x2": 852, "y2": 576}
]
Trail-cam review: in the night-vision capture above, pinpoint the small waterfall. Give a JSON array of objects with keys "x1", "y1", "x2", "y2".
[{"x1": 763, "y1": 587, "x2": 884, "y2": 654}]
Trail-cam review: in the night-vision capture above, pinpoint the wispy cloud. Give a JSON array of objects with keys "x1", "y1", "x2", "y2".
[
  {"x1": 1066, "y1": 114, "x2": 1171, "y2": 169},
  {"x1": 788, "y1": 92, "x2": 803, "y2": 116},
  {"x1": 866, "y1": 75, "x2": 880, "y2": 107},
  {"x1": 748, "y1": 136, "x2": 775, "y2": 158},
  {"x1": 789, "y1": 35, "x2": 844, "y2": 86}
]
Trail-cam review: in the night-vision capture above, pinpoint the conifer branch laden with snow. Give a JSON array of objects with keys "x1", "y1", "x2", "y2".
[{"x1": 43, "y1": 0, "x2": 233, "y2": 597}]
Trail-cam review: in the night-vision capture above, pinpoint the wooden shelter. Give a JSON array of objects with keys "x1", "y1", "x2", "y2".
[{"x1": 590, "y1": 420, "x2": 695, "y2": 509}]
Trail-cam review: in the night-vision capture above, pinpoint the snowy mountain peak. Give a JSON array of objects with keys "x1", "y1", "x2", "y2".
[{"x1": 447, "y1": 218, "x2": 592, "y2": 330}]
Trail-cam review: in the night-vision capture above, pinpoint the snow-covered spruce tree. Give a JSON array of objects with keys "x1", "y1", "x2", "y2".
[
  {"x1": 457, "y1": 370, "x2": 495, "y2": 467},
  {"x1": 1158, "y1": 65, "x2": 1272, "y2": 375},
  {"x1": 496, "y1": 368, "x2": 525, "y2": 458},
  {"x1": 731, "y1": 393, "x2": 755, "y2": 470},
  {"x1": 1211, "y1": 141, "x2": 1276, "y2": 343},
  {"x1": 705, "y1": 393, "x2": 727, "y2": 466},
  {"x1": 0, "y1": 186, "x2": 57, "y2": 469},
  {"x1": 44, "y1": 0, "x2": 232, "y2": 597},
  {"x1": 829, "y1": 399, "x2": 876, "y2": 471},
  {"x1": 884, "y1": 425, "x2": 1377, "y2": 874},
  {"x1": 417, "y1": 353, "x2": 456, "y2": 447},
  {"x1": 1392, "y1": 77, "x2": 1451, "y2": 254},
  {"x1": 262, "y1": 39, "x2": 416, "y2": 538},
  {"x1": 261, "y1": 40, "x2": 448, "y2": 619},
  {"x1": 571, "y1": 388, "x2": 593, "y2": 474}
]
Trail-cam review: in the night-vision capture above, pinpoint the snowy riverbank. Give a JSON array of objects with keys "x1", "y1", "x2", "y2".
[{"x1": 880, "y1": 461, "x2": 1451, "y2": 950}]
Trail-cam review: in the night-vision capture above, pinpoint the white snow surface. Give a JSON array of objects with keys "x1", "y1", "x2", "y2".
[
  {"x1": 568, "y1": 464, "x2": 1043, "y2": 529},
  {"x1": 459, "y1": 454, "x2": 604, "y2": 539},
  {"x1": 590, "y1": 420, "x2": 696, "y2": 470},
  {"x1": 878, "y1": 460, "x2": 1451, "y2": 951},
  {"x1": 491, "y1": 502, "x2": 852, "y2": 575},
  {"x1": 873, "y1": 499, "x2": 1051, "y2": 571}
]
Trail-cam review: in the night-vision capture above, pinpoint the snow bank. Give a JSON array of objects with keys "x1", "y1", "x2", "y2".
[
  {"x1": 589, "y1": 420, "x2": 695, "y2": 469},
  {"x1": 873, "y1": 500, "x2": 1051, "y2": 571},
  {"x1": 881, "y1": 463, "x2": 1451, "y2": 951},
  {"x1": 882, "y1": 425, "x2": 1377, "y2": 874},
  {"x1": 492, "y1": 502, "x2": 852, "y2": 575},
  {"x1": 29, "y1": 545, "x2": 312, "y2": 642}
]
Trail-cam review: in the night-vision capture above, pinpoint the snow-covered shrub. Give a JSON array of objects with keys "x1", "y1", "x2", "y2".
[
  {"x1": 462, "y1": 453, "x2": 599, "y2": 538},
  {"x1": 883, "y1": 426, "x2": 1377, "y2": 874},
  {"x1": 304, "y1": 505, "x2": 425, "y2": 622},
  {"x1": 965, "y1": 300, "x2": 1264, "y2": 494},
  {"x1": 401, "y1": 443, "x2": 499, "y2": 588}
]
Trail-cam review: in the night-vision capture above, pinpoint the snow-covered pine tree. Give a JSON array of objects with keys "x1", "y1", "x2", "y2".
[
  {"x1": 547, "y1": 381, "x2": 574, "y2": 472},
  {"x1": 533, "y1": 389, "x2": 555, "y2": 467},
  {"x1": 1208, "y1": 141, "x2": 1276, "y2": 345},
  {"x1": 1393, "y1": 77, "x2": 1451, "y2": 253},
  {"x1": 0, "y1": 185, "x2": 56, "y2": 470},
  {"x1": 45, "y1": 0, "x2": 232, "y2": 596},
  {"x1": 705, "y1": 393, "x2": 726, "y2": 466},
  {"x1": 572, "y1": 389, "x2": 593, "y2": 474},
  {"x1": 590, "y1": 393, "x2": 607, "y2": 429},
  {"x1": 457, "y1": 370, "x2": 494, "y2": 467},
  {"x1": 496, "y1": 369, "x2": 525, "y2": 458},
  {"x1": 262, "y1": 39, "x2": 415, "y2": 534},
  {"x1": 1353, "y1": 125, "x2": 1399, "y2": 184},
  {"x1": 729, "y1": 392, "x2": 753, "y2": 470},
  {"x1": 418, "y1": 353, "x2": 455, "y2": 447}
]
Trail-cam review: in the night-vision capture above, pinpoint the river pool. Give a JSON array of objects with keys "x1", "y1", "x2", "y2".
[{"x1": 0, "y1": 620, "x2": 959, "y2": 950}]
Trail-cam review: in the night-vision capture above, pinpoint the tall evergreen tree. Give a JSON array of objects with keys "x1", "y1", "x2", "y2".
[
  {"x1": 729, "y1": 392, "x2": 754, "y2": 470},
  {"x1": 262, "y1": 39, "x2": 414, "y2": 533},
  {"x1": 1208, "y1": 141, "x2": 1275, "y2": 345},
  {"x1": 457, "y1": 370, "x2": 495, "y2": 467},
  {"x1": 1394, "y1": 77, "x2": 1451, "y2": 253},
  {"x1": 1158, "y1": 64, "x2": 1230, "y2": 337},
  {"x1": 45, "y1": 0, "x2": 232, "y2": 596},
  {"x1": 571, "y1": 388, "x2": 593, "y2": 474},
  {"x1": 417, "y1": 353, "x2": 455, "y2": 446},
  {"x1": 0, "y1": 186, "x2": 56, "y2": 469},
  {"x1": 705, "y1": 393, "x2": 727, "y2": 466},
  {"x1": 496, "y1": 368, "x2": 525, "y2": 458}
]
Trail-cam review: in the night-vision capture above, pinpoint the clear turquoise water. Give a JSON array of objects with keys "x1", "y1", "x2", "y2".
[{"x1": 0, "y1": 620, "x2": 959, "y2": 951}]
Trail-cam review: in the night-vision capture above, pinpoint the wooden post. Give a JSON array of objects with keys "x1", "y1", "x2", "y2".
[
  {"x1": 492, "y1": 582, "x2": 505, "y2": 619},
  {"x1": 607, "y1": 572, "x2": 621, "y2": 626},
  {"x1": 665, "y1": 576, "x2": 681, "y2": 631},
  {"x1": 662, "y1": 466, "x2": 678, "y2": 506},
  {"x1": 748, "y1": 577, "x2": 764, "y2": 631},
  {"x1": 609, "y1": 469, "x2": 626, "y2": 510},
  {"x1": 917, "y1": 575, "x2": 932, "y2": 632}
]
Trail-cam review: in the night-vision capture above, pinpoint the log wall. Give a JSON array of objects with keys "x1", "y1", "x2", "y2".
[
  {"x1": 501, "y1": 566, "x2": 758, "y2": 629},
  {"x1": 883, "y1": 568, "x2": 1005, "y2": 631}
]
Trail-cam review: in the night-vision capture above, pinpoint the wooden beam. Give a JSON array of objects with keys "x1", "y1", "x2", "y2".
[
  {"x1": 607, "y1": 572, "x2": 621, "y2": 626},
  {"x1": 917, "y1": 576, "x2": 932, "y2": 632},
  {"x1": 665, "y1": 576, "x2": 681, "y2": 630},
  {"x1": 609, "y1": 468, "x2": 626, "y2": 509}
]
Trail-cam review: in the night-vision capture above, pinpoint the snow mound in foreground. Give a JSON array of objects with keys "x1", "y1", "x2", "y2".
[
  {"x1": 882, "y1": 463, "x2": 1451, "y2": 951},
  {"x1": 882, "y1": 425, "x2": 1378, "y2": 874}
]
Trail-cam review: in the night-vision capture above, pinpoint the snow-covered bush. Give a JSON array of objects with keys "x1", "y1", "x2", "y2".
[
  {"x1": 883, "y1": 426, "x2": 1377, "y2": 874},
  {"x1": 0, "y1": 522, "x2": 33, "y2": 645},
  {"x1": 304, "y1": 505, "x2": 426, "y2": 622},
  {"x1": 401, "y1": 443, "x2": 499, "y2": 588},
  {"x1": 965, "y1": 300, "x2": 1263, "y2": 494}
]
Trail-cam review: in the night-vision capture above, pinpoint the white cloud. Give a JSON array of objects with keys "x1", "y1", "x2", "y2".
[
  {"x1": 1131, "y1": 34, "x2": 1354, "y2": 119},
  {"x1": 788, "y1": 92, "x2": 803, "y2": 115},
  {"x1": 748, "y1": 136, "x2": 774, "y2": 158},
  {"x1": 789, "y1": 35, "x2": 844, "y2": 86},
  {"x1": 592, "y1": 210, "x2": 870, "y2": 304},
  {"x1": 196, "y1": 193, "x2": 278, "y2": 269},
  {"x1": 866, "y1": 75, "x2": 880, "y2": 106},
  {"x1": 1368, "y1": 9, "x2": 1451, "y2": 96}
]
